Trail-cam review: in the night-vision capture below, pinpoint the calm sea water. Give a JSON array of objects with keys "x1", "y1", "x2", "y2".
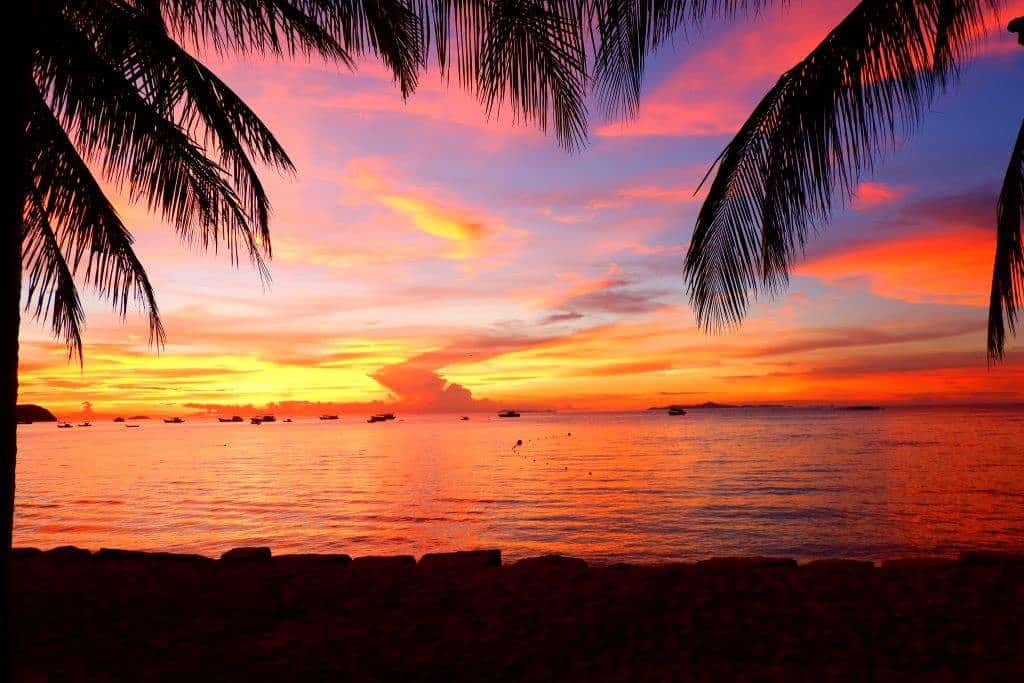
[{"x1": 13, "y1": 407, "x2": 1024, "y2": 562}]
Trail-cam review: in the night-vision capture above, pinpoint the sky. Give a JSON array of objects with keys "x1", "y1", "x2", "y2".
[{"x1": 20, "y1": 1, "x2": 1024, "y2": 417}]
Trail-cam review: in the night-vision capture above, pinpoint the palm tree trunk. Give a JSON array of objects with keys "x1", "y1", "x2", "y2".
[{"x1": 3, "y1": 28, "x2": 32, "y2": 680}]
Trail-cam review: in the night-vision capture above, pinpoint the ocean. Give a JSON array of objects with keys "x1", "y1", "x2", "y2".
[{"x1": 13, "y1": 406, "x2": 1024, "y2": 562}]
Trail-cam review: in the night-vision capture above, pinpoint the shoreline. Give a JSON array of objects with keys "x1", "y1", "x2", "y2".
[
  {"x1": 13, "y1": 547, "x2": 1024, "y2": 680},
  {"x1": 12, "y1": 544, "x2": 1024, "y2": 566}
]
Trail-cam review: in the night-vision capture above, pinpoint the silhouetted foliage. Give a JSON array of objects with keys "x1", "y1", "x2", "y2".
[
  {"x1": 24, "y1": 0, "x2": 783, "y2": 358},
  {"x1": 988, "y1": 120, "x2": 1024, "y2": 361},
  {"x1": 685, "y1": 1, "x2": 1023, "y2": 361}
]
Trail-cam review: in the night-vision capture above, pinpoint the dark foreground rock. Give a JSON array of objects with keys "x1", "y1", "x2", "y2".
[{"x1": 12, "y1": 549, "x2": 1024, "y2": 681}]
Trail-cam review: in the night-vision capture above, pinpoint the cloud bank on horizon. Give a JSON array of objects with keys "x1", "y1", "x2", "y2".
[{"x1": 19, "y1": 1, "x2": 1024, "y2": 416}]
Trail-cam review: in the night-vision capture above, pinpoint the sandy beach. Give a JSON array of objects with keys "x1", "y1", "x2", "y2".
[{"x1": 12, "y1": 547, "x2": 1024, "y2": 681}]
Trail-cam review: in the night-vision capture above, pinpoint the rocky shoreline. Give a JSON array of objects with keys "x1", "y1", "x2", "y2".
[{"x1": 12, "y1": 547, "x2": 1024, "y2": 680}]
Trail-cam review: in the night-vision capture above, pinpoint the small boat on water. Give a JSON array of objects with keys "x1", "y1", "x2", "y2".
[
  {"x1": 498, "y1": 410, "x2": 521, "y2": 418},
  {"x1": 126, "y1": 424, "x2": 141, "y2": 428},
  {"x1": 319, "y1": 415, "x2": 339, "y2": 421},
  {"x1": 667, "y1": 407, "x2": 687, "y2": 416},
  {"x1": 77, "y1": 422, "x2": 92, "y2": 427},
  {"x1": 218, "y1": 416, "x2": 243, "y2": 423},
  {"x1": 57, "y1": 423, "x2": 73, "y2": 429},
  {"x1": 250, "y1": 417, "x2": 262, "y2": 425},
  {"x1": 164, "y1": 417, "x2": 185, "y2": 424},
  {"x1": 113, "y1": 417, "x2": 125, "y2": 423},
  {"x1": 283, "y1": 418, "x2": 293, "y2": 423},
  {"x1": 260, "y1": 415, "x2": 276, "y2": 423},
  {"x1": 460, "y1": 416, "x2": 470, "y2": 421}
]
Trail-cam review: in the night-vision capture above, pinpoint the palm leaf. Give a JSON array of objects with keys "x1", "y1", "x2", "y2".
[
  {"x1": 478, "y1": 0, "x2": 589, "y2": 150},
  {"x1": 988, "y1": 118, "x2": 1024, "y2": 362},
  {"x1": 27, "y1": 94, "x2": 166, "y2": 348},
  {"x1": 38, "y1": 10, "x2": 269, "y2": 276},
  {"x1": 686, "y1": 0, "x2": 999, "y2": 331},
  {"x1": 590, "y1": 0, "x2": 772, "y2": 119},
  {"x1": 151, "y1": 0, "x2": 355, "y2": 60},
  {"x1": 22, "y1": 190, "x2": 86, "y2": 362}
]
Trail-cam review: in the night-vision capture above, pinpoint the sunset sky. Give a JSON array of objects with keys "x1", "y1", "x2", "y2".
[{"x1": 20, "y1": 1, "x2": 1024, "y2": 417}]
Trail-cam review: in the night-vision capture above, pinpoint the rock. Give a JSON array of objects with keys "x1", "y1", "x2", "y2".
[
  {"x1": 274, "y1": 553, "x2": 352, "y2": 567},
  {"x1": 96, "y1": 548, "x2": 210, "y2": 562},
  {"x1": 221, "y1": 547, "x2": 272, "y2": 561},
  {"x1": 802, "y1": 559, "x2": 875, "y2": 570},
  {"x1": 44, "y1": 546, "x2": 92, "y2": 560},
  {"x1": 12, "y1": 547, "x2": 42, "y2": 558},
  {"x1": 96, "y1": 548, "x2": 150, "y2": 559},
  {"x1": 512, "y1": 555, "x2": 589, "y2": 574},
  {"x1": 959, "y1": 551, "x2": 1024, "y2": 566},
  {"x1": 350, "y1": 555, "x2": 416, "y2": 571},
  {"x1": 418, "y1": 549, "x2": 501, "y2": 571},
  {"x1": 882, "y1": 557, "x2": 956, "y2": 569},
  {"x1": 696, "y1": 556, "x2": 797, "y2": 569}
]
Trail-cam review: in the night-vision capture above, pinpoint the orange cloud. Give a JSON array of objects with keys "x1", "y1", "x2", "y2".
[
  {"x1": 853, "y1": 182, "x2": 903, "y2": 209},
  {"x1": 340, "y1": 157, "x2": 524, "y2": 263},
  {"x1": 797, "y1": 229, "x2": 994, "y2": 306}
]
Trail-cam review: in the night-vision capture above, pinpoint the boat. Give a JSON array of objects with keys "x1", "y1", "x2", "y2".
[
  {"x1": 367, "y1": 414, "x2": 389, "y2": 423},
  {"x1": 77, "y1": 422, "x2": 92, "y2": 427},
  {"x1": 218, "y1": 416, "x2": 243, "y2": 423},
  {"x1": 260, "y1": 415, "x2": 276, "y2": 423},
  {"x1": 379, "y1": 413, "x2": 396, "y2": 420},
  {"x1": 126, "y1": 424, "x2": 140, "y2": 428},
  {"x1": 113, "y1": 417, "x2": 125, "y2": 423},
  {"x1": 319, "y1": 415, "x2": 339, "y2": 421},
  {"x1": 667, "y1": 407, "x2": 687, "y2": 416},
  {"x1": 163, "y1": 417, "x2": 185, "y2": 424},
  {"x1": 460, "y1": 416, "x2": 470, "y2": 421},
  {"x1": 283, "y1": 418, "x2": 293, "y2": 423},
  {"x1": 498, "y1": 410, "x2": 521, "y2": 418},
  {"x1": 57, "y1": 423, "x2": 73, "y2": 429},
  {"x1": 250, "y1": 417, "x2": 262, "y2": 425}
]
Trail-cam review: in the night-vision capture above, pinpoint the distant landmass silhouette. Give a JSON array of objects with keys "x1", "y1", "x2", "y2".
[
  {"x1": 643, "y1": 401, "x2": 794, "y2": 411},
  {"x1": 647, "y1": 402, "x2": 737, "y2": 411},
  {"x1": 16, "y1": 404, "x2": 57, "y2": 423}
]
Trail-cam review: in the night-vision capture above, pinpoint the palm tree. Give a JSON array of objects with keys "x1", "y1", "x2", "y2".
[
  {"x1": 685, "y1": 0, "x2": 1023, "y2": 362},
  {"x1": 2, "y1": 0, "x2": 769, "y2": 667}
]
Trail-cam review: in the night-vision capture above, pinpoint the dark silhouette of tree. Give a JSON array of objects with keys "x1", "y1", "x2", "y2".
[
  {"x1": 0, "y1": 0, "x2": 792, "y2": 671},
  {"x1": 685, "y1": 0, "x2": 1023, "y2": 362}
]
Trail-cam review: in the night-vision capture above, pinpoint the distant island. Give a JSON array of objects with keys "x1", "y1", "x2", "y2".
[
  {"x1": 16, "y1": 404, "x2": 57, "y2": 424},
  {"x1": 646, "y1": 402, "x2": 793, "y2": 410},
  {"x1": 647, "y1": 402, "x2": 735, "y2": 411}
]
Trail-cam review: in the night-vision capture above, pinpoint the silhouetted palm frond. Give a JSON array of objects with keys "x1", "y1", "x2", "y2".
[
  {"x1": 27, "y1": 96, "x2": 165, "y2": 349},
  {"x1": 589, "y1": 0, "x2": 776, "y2": 119},
  {"x1": 478, "y1": 0, "x2": 589, "y2": 150},
  {"x1": 686, "y1": 0, "x2": 1000, "y2": 331},
  {"x1": 39, "y1": 9, "x2": 269, "y2": 275},
  {"x1": 988, "y1": 119, "x2": 1024, "y2": 362},
  {"x1": 404, "y1": 0, "x2": 775, "y2": 148},
  {"x1": 23, "y1": 191, "x2": 86, "y2": 361},
  {"x1": 154, "y1": 0, "x2": 356, "y2": 60}
]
